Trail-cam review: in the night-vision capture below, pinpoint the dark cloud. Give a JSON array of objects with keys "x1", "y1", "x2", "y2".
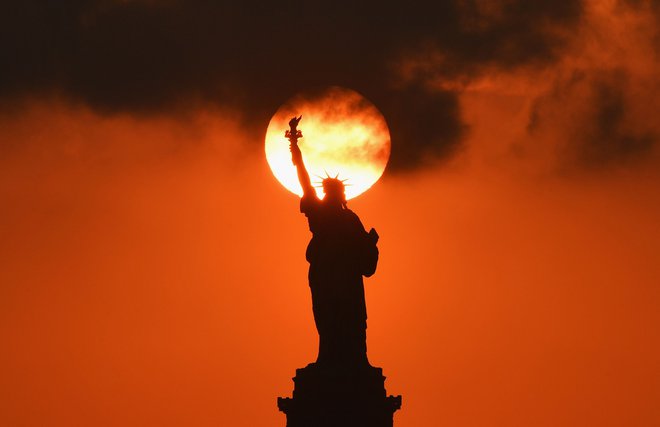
[
  {"x1": 583, "y1": 75, "x2": 657, "y2": 165},
  {"x1": 528, "y1": 69, "x2": 658, "y2": 168},
  {"x1": 0, "y1": 0, "x2": 583, "y2": 170},
  {"x1": 646, "y1": 1, "x2": 660, "y2": 56}
]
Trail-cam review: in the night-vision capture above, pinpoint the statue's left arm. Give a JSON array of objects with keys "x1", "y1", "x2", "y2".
[
  {"x1": 349, "y1": 211, "x2": 379, "y2": 277},
  {"x1": 361, "y1": 227, "x2": 379, "y2": 277}
]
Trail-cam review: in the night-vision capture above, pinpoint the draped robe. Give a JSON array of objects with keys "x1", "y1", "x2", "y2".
[{"x1": 300, "y1": 194, "x2": 379, "y2": 367}]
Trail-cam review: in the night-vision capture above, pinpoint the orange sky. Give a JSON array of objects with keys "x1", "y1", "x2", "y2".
[{"x1": 1, "y1": 1, "x2": 660, "y2": 426}]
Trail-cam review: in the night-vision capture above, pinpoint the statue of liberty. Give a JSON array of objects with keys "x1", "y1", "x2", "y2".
[
  {"x1": 278, "y1": 114, "x2": 401, "y2": 427},
  {"x1": 286, "y1": 115, "x2": 380, "y2": 369}
]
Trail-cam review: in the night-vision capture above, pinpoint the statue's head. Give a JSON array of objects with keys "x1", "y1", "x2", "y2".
[{"x1": 321, "y1": 177, "x2": 347, "y2": 208}]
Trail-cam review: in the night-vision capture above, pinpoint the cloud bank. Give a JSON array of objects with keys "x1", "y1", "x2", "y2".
[{"x1": 1, "y1": 0, "x2": 588, "y2": 170}]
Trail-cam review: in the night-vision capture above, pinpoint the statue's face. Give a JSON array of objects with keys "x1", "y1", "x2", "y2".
[
  {"x1": 322, "y1": 186, "x2": 345, "y2": 206},
  {"x1": 321, "y1": 177, "x2": 346, "y2": 207}
]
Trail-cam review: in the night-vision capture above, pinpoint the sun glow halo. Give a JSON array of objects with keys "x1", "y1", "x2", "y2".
[{"x1": 265, "y1": 87, "x2": 391, "y2": 200}]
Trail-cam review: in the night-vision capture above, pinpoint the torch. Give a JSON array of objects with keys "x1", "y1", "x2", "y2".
[
  {"x1": 285, "y1": 115, "x2": 303, "y2": 145},
  {"x1": 285, "y1": 115, "x2": 303, "y2": 166}
]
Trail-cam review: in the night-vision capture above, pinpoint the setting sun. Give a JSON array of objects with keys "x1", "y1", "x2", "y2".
[{"x1": 265, "y1": 87, "x2": 391, "y2": 200}]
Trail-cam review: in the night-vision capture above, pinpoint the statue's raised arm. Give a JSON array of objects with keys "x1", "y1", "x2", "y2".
[{"x1": 286, "y1": 116, "x2": 315, "y2": 197}]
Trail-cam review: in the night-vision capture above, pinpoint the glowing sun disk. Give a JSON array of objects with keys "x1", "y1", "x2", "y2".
[{"x1": 265, "y1": 87, "x2": 391, "y2": 200}]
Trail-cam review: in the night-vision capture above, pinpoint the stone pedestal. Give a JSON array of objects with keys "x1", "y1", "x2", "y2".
[{"x1": 278, "y1": 363, "x2": 401, "y2": 427}]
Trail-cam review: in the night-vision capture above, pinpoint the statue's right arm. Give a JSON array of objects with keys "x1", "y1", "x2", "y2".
[{"x1": 290, "y1": 142, "x2": 315, "y2": 197}]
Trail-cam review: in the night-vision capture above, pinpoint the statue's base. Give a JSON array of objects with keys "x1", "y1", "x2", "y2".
[{"x1": 278, "y1": 363, "x2": 401, "y2": 427}]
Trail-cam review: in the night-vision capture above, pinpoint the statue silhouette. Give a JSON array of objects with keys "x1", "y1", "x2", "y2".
[
  {"x1": 288, "y1": 116, "x2": 379, "y2": 369},
  {"x1": 278, "y1": 116, "x2": 401, "y2": 427}
]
